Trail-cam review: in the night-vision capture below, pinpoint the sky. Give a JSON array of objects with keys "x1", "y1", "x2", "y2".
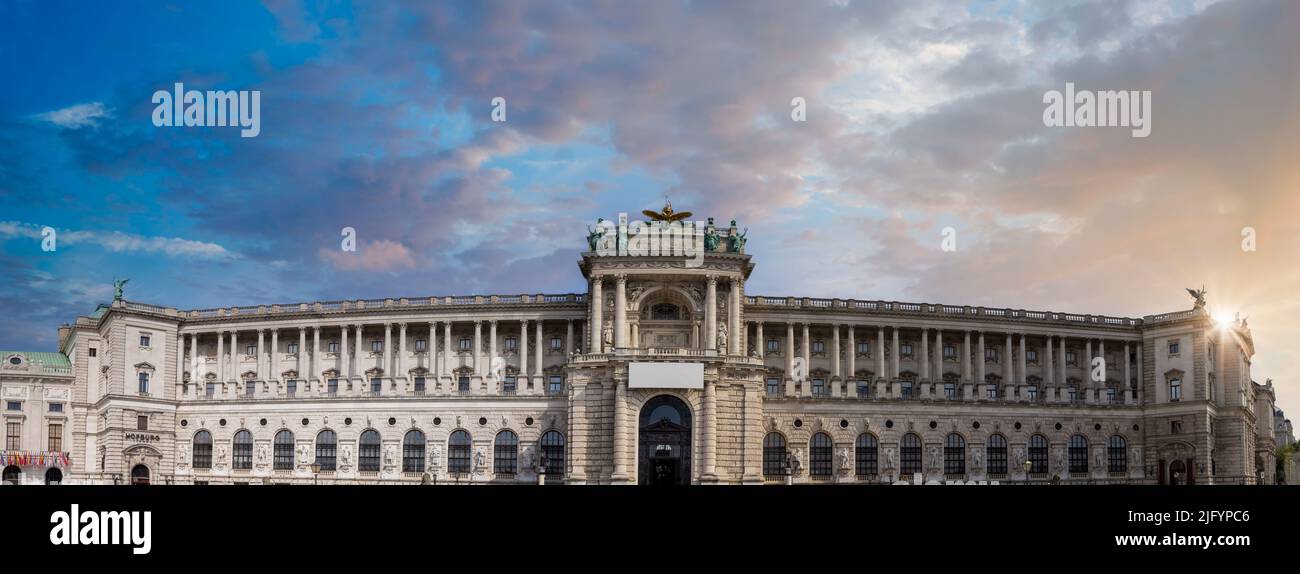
[{"x1": 1, "y1": 0, "x2": 1297, "y2": 415}]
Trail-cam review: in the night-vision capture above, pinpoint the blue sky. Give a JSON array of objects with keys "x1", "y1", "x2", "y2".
[{"x1": 3, "y1": 0, "x2": 1298, "y2": 412}]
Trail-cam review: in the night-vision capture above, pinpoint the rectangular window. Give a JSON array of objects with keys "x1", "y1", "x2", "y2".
[
  {"x1": 245, "y1": 344, "x2": 257, "y2": 356},
  {"x1": 1067, "y1": 385, "x2": 1079, "y2": 402},
  {"x1": 505, "y1": 337, "x2": 518, "y2": 351},
  {"x1": 768, "y1": 339, "x2": 781, "y2": 353},
  {"x1": 1026, "y1": 349, "x2": 1037, "y2": 363},
  {"x1": 328, "y1": 341, "x2": 339, "y2": 353},
  {"x1": 139, "y1": 334, "x2": 151, "y2": 347},
  {"x1": 550, "y1": 337, "x2": 563, "y2": 350},
  {"x1": 812, "y1": 340, "x2": 825, "y2": 354},
  {"x1": 857, "y1": 381, "x2": 871, "y2": 398},
  {"x1": 88, "y1": 347, "x2": 97, "y2": 357},
  {"x1": 547, "y1": 375, "x2": 563, "y2": 395},
  {"x1": 766, "y1": 377, "x2": 780, "y2": 396},
  {"x1": 245, "y1": 381, "x2": 256, "y2": 398},
  {"x1": 286, "y1": 380, "x2": 297, "y2": 397},
  {"x1": 985, "y1": 348, "x2": 998, "y2": 362},
  {"x1": 1171, "y1": 420, "x2": 1182, "y2": 434},
  {"x1": 900, "y1": 343, "x2": 913, "y2": 358},
  {"x1": 901, "y1": 382, "x2": 913, "y2": 398},
  {"x1": 370, "y1": 378, "x2": 382, "y2": 395},
  {"x1": 944, "y1": 383, "x2": 956, "y2": 399},
  {"x1": 1169, "y1": 378, "x2": 1181, "y2": 401},
  {"x1": 1107, "y1": 387, "x2": 1118, "y2": 403},
  {"x1": 206, "y1": 382, "x2": 216, "y2": 398},
  {"x1": 370, "y1": 341, "x2": 382, "y2": 353},
  {"x1": 48, "y1": 423, "x2": 62, "y2": 452},
  {"x1": 501, "y1": 376, "x2": 515, "y2": 395},
  {"x1": 414, "y1": 377, "x2": 427, "y2": 394},
  {"x1": 986, "y1": 384, "x2": 998, "y2": 399},
  {"x1": 414, "y1": 339, "x2": 426, "y2": 352},
  {"x1": 5, "y1": 401, "x2": 20, "y2": 411},
  {"x1": 138, "y1": 372, "x2": 149, "y2": 394},
  {"x1": 458, "y1": 376, "x2": 470, "y2": 393},
  {"x1": 5, "y1": 422, "x2": 20, "y2": 450},
  {"x1": 1168, "y1": 340, "x2": 1180, "y2": 355},
  {"x1": 1026, "y1": 385, "x2": 1038, "y2": 401},
  {"x1": 48, "y1": 403, "x2": 63, "y2": 413},
  {"x1": 137, "y1": 416, "x2": 148, "y2": 430},
  {"x1": 458, "y1": 338, "x2": 472, "y2": 351},
  {"x1": 811, "y1": 378, "x2": 827, "y2": 397},
  {"x1": 327, "y1": 378, "x2": 338, "y2": 395},
  {"x1": 857, "y1": 342, "x2": 870, "y2": 356},
  {"x1": 288, "y1": 342, "x2": 299, "y2": 354},
  {"x1": 1065, "y1": 351, "x2": 1076, "y2": 365},
  {"x1": 943, "y1": 345, "x2": 956, "y2": 359}
]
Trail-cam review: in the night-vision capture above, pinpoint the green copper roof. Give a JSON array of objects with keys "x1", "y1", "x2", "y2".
[{"x1": 1, "y1": 351, "x2": 72, "y2": 367}]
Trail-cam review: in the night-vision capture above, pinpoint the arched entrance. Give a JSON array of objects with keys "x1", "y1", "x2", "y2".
[
  {"x1": 1167, "y1": 460, "x2": 1185, "y2": 485},
  {"x1": 2, "y1": 465, "x2": 20, "y2": 485},
  {"x1": 44, "y1": 468, "x2": 62, "y2": 485},
  {"x1": 638, "y1": 395, "x2": 692, "y2": 485},
  {"x1": 130, "y1": 464, "x2": 151, "y2": 485}
]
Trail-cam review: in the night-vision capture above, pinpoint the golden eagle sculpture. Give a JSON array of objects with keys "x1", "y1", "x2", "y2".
[{"x1": 642, "y1": 198, "x2": 693, "y2": 222}]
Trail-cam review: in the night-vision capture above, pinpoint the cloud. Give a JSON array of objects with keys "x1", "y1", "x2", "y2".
[
  {"x1": 32, "y1": 102, "x2": 112, "y2": 129},
  {"x1": 319, "y1": 239, "x2": 417, "y2": 272},
  {"x1": 0, "y1": 221, "x2": 237, "y2": 259}
]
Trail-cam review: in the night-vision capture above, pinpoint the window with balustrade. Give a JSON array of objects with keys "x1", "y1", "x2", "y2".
[
  {"x1": 855, "y1": 434, "x2": 878, "y2": 476},
  {"x1": 359, "y1": 430, "x2": 381, "y2": 472},
  {"x1": 327, "y1": 379, "x2": 338, "y2": 395},
  {"x1": 944, "y1": 433, "x2": 965, "y2": 476},
  {"x1": 273, "y1": 430, "x2": 294, "y2": 470},
  {"x1": 900, "y1": 433, "x2": 922, "y2": 475},
  {"x1": 766, "y1": 377, "x2": 780, "y2": 396},
  {"x1": 502, "y1": 376, "x2": 516, "y2": 395},
  {"x1": 763, "y1": 433, "x2": 787, "y2": 476},
  {"x1": 370, "y1": 378, "x2": 382, "y2": 395},
  {"x1": 232, "y1": 430, "x2": 253, "y2": 470},
  {"x1": 986, "y1": 434, "x2": 1008, "y2": 476},
  {"x1": 1068, "y1": 435, "x2": 1088, "y2": 474},
  {"x1": 857, "y1": 381, "x2": 871, "y2": 398},
  {"x1": 403, "y1": 430, "x2": 425, "y2": 473},
  {"x1": 494, "y1": 430, "x2": 518, "y2": 474},
  {"x1": 901, "y1": 382, "x2": 914, "y2": 398},
  {"x1": 414, "y1": 377, "x2": 426, "y2": 394},
  {"x1": 809, "y1": 433, "x2": 833, "y2": 476},
  {"x1": 811, "y1": 378, "x2": 827, "y2": 397},
  {"x1": 448, "y1": 430, "x2": 471, "y2": 474}
]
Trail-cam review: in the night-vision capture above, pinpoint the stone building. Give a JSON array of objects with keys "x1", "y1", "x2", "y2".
[{"x1": 1, "y1": 205, "x2": 1285, "y2": 485}]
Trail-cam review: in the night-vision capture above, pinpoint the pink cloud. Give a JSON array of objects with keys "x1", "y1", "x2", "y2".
[{"x1": 319, "y1": 239, "x2": 417, "y2": 272}]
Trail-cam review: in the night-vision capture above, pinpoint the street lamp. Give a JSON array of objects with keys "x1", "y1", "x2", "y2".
[
  {"x1": 310, "y1": 461, "x2": 320, "y2": 485},
  {"x1": 1022, "y1": 459, "x2": 1033, "y2": 484}
]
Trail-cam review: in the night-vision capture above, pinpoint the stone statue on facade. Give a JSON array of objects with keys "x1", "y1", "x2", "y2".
[
  {"x1": 1013, "y1": 447, "x2": 1026, "y2": 468},
  {"x1": 1054, "y1": 448, "x2": 1066, "y2": 472},
  {"x1": 726, "y1": 220, "x2": 747, "y2": 253},
  {"x1": 1186, "y1": 286, "x2": 1207, "y2": 310},
  {"x1": 884, "y1": 447, "x2": 896, "y2": 472},
  {"x1": 1131, "y1": 446, "x2": 1142, "y2": 469},
  {"x1": 602, "y1": 325, "x2": 613, "y2": 349},
  {"x1": 972, "y1": 446, "x2": 984, "y2": 470},
  {"x1": 113, "y1": 278, "x2": 129, "y2": 300},
  {"x1": 586, "y1": 219, "x2": 606, "y2": 251},
  {"x1": 385, "y1": 444, "x2": 397, "y2": 467},
  {"x1": 341, "y1": 444, "x2": 353, "y2": 465},
  {"x1": 474, "y1": 448, "x2": 487, "y2": 471},
  {"x1": 178, "y1": 443, "x2": 190, "y2": 468},
  {"x1": 929, "y1": 447, "x2": 941, "y2": 472},
  {"x1": 704, "y1": 226, "x2": 720, "y2": 252},
  {"x1": 1095, "y1": 447, "x2": 1105, "y2": 472},
  {"x1": 717, "y1": 323, "x2": 728, "y2": 350},
  {"x1": 297, "y1": 444, "x2": 310, "y2": 464},
  {"x1": 837, "y1": 448, "x2": 850, "y2": 472}
]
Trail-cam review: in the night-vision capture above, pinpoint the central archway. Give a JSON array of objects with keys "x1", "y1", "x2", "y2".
[{"x1": 638, "y1": 395, "x2": 692, "y2": 485}]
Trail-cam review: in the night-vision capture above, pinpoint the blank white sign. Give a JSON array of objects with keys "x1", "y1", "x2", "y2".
[{"x1": 628, "y1": 362, "x2": 704, "y2": 389}]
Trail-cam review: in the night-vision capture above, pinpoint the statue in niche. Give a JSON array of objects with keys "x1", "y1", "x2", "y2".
[
  {"x1": 884, "y1": 448, "x2": 896, "y2": 471},
  {"x1": 1131, "y1": 446, "x2": 1142, "y2": 469},
  {"x1": 1054, "y1": 448, "x2": 1066, "y2": 472},
  {"x1": 929, "y1": 447, "x2": 941, "y2": 472},
  {"x1": 474, "y1": 448, "x2": 487, "y2": 470},
  {"x1": 972, "y1": 446, "x2": 984, "y2": 470},
  {"x1": 717, "y1": 324, "x2": 728, "y2": 350},
  {"x1": 603, "y1": 325, "x2": 613, "y2": 349},
  {"x1": 297, "y1": 444, "x2": 310, "y2": 464},
  {"x1": 384, "y1": 444, "x2": 397, "y2": 466},
  {"x1": 1094, "y1": 447, "x2": 1104, "y2": 471},
  {"x1": 178, "y1": 443, "x2": 190, "y2": 467},
  {"x1": 837, "y1": 448, "x2": 850, "y2": 472},
  {"x1": 1013, "y1": 447, "x2": 1026, "y2": 468},
  {"x1": 341, "y1": 444, "x2": 353, "y2": 465},
  {"x1": 256, "y1": 444, "x2": 269, "y2": 464}
]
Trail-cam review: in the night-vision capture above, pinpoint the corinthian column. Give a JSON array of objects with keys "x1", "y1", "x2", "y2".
[
  {"x1": 614, "y1": 274, "x2": 627, "y2": 349},
  {"x1": 590, "y1": 277, "x2": 604, "y2": 353},
  {"x1": 729, "y1": 278, "x2": 741, "y2": 355},
  {"x1": 705, "y1": 275, "x2": 718, "y2": 350}
]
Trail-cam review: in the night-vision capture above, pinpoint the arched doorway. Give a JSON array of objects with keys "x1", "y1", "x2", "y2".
[
  {"x1": 638, "y1": 395, "x2": 692, "y2": 485},
  {"x1": 45, "y1": 468, "x2": 62, "y2": 485},
  {"x1": 130, "y1": 464, "x2": 151, "y2": 485},
  {"x1": 1168, "y1": 460, "x2": 1185, "y2": 485},
  {"x1": 2, "y1": 465, "x2": 20, "y2": 485}
]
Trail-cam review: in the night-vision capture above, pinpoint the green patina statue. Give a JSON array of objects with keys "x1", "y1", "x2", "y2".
[
  {"x1": 586, "y1": 218, "x2": 606, "y2": 251},
  {"x1": 704, "y1": 227, "x2": 720, "y2": 252},
  {"x1": 113, "y1": 278, "x2": 129, "y2": 300}
]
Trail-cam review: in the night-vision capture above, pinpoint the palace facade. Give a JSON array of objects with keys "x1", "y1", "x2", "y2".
[{"x1": 0, "y1": 208, "x2": 1285, "y2": 485}]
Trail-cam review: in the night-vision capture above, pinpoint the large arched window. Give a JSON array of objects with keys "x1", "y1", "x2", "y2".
[
  {"x1": 986, "y1": 434, "x2": 1008, "y2": 476},
  {"x1": 809, "y1": 432, "x2": 833, "y2": 476},
  {"x1": 1107, "y1": 435, "x2": 1127, "y2": 474},
  {"x1": 448, "y1": 430, "x2": 472, "y2": 474},
  {"x1": 273, "y1": 430, "x2": 294, "y2": 470},
  {"x1": 494, "y1": 430, "x2": 519, "y2": 474},
  {"x1": 2, "y1": 465, "x2": 20, "y2": 484},
  {"x1": 1068, "y1": 434, "x2": 1088, "y2": 474},
  {"x1": 403, "y1": 430, "x2": 426, "y2": 473},
  {"x1": 855, "y1": 434, "x2": 878, "y2": 476},
  {"x1": 540, "y1": 431, "x2": 565, "y2": 476},
  {"x1": 358, "y1": 430, "x2": 381, "y2": 472},
  {"x1": 763, "y1": 432, "x2": 787, "y2": 476},
  {"x1": 944, "y1": 433, "x2": 966, "y2": 476},
  {"x1": 900, "y1": 433, "x2": 922, "y2": 475},
  {"x1": 192, "y1": 430, "x2": 213, "y2": 469},
  {"x1": 232, "y1": 430, "x2": 253, "y2": 470},
  {"x1": 315, "y1": 430, "x2": 337, "y2": 471},
  {"x1": 1028, "y1": 434, "x2": 1048, "y2": 475}
]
